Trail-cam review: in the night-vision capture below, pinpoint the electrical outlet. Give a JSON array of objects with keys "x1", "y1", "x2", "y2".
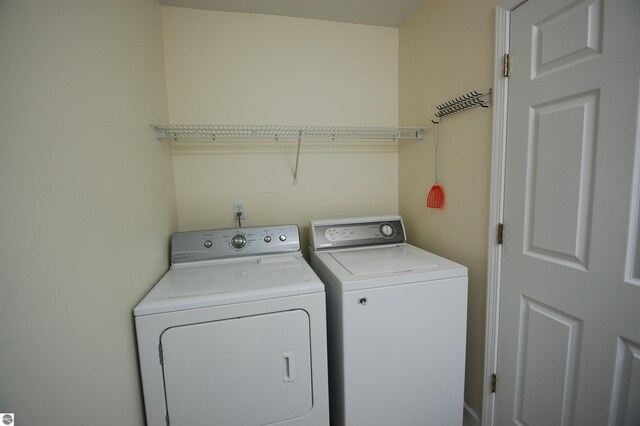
[{"x1": 233, "y1": 202, "x2": 245, "y2": 220}]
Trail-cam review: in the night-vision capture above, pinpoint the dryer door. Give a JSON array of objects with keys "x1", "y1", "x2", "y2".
[{"x1": 160, "y1": 309, "x2": 313, "y2": 426}]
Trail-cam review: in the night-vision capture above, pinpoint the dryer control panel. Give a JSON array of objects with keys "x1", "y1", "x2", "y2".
[
  {"x1": 171, "y1": 224, "x2": 300, "y2": 264},
  {"x1": 310, "y1": 216, "x2": 406, "y2": 251}
]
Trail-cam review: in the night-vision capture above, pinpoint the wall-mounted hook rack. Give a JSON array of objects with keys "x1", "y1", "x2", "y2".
[{"x1": 432, "y1": 89, "x2": 492, "y2": 122}]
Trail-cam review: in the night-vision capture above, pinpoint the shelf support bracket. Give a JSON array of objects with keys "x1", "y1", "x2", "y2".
[
  {"x1": 153, "y1": 126, "x2": 168, "y2": 139},
  {"x1": 293, "y1": 130, "x2": 303, "y2": 185}
]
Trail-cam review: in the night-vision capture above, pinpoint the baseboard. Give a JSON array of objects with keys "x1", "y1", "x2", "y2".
[{"x1": 464, "y1": 402, "x2": 481, "y2": 426}]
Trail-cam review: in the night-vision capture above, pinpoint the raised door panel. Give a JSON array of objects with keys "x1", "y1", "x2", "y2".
[
  {"x1": 513, "y1": 298, "x2": 582, "y2": 426},
  {"x1": 609, "y1": 338, "x2": 640, "y2": 425},
  {"x1": 525, "y1": 90, "x2": 598, "y2": 270},
  {"x1": 532, "y1": 0, "x2": 602, "y2": 78}
]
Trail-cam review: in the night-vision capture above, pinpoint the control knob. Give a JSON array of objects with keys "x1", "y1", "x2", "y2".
[
  {"x1": 230, "y1": 234, "x2": 247, "y2": 249},
  {"x1": 379, "y1": 223, "x2": 395, "y2": 238}
]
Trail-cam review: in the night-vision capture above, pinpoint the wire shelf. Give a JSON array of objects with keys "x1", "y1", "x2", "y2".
[
  {"x1": 151, "y1": 124, "x2": 424, "y2": 185},
  {"x1": 151, "y1": 124, "x2": 425, "y2": 141}
]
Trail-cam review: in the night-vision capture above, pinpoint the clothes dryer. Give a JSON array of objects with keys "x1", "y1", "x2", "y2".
[
  {"x1": 309, "y1": 216, "x2": 467, "y2": 426},
  {"x1": 135, "y1": 224, "x2": 329, "y2": 426}
]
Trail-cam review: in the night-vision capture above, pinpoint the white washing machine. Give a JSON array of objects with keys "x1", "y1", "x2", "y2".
[
  {"x1": 309, "y1": 216, "x2": 468, "y2": 426},
  {"x1": 134, "y1": 224, "x2": 329, "y2": 426}
]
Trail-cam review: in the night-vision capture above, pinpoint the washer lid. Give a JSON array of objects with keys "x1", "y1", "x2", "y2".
[
  {"x1": 330, "y1": 245, "x2": 439, "y2": 275},
  {"x1": 134, "y1": 254, "x2": 324, "y2": 316},
  {"x1": 315, "y1": 244, "x2": 467, "y2": 291}
]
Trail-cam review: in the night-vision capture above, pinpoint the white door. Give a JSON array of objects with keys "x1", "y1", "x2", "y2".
[{"x1": 496, "y1": 0, "x2": 640, "y2": 425}]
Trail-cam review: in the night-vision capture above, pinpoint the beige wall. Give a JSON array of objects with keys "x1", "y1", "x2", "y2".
[
  {"x1": 162, "y1": 7, "x2": 401, "y2": 247},
  {"x1": 0, "y1": 1, "x2": 177, "y2": 425},
  {"x1": 398, "y1": 0, "x2": 500, "y2": 417},
  {"x1": 162, "y1": 7, "x2": 399, "y2": 126}
]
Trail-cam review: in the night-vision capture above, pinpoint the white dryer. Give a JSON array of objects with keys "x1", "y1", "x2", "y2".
[
  {"x1": 309, "y1": 216, "x2": 468, "y2": 426},
  {"x1": 135, "y1": 224, "x2": 329, "y2": 426}
]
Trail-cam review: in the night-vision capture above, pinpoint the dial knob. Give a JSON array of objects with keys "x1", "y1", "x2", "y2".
[
  {"x1": 230, "y1": 234, "x2": 247, "y2": 249},
  {"x1": 279, "y1": 234, "x2": 287, "y2": 242},
  {"x1": 379, "y1": 223, "x2": 395, "y2": 238}
]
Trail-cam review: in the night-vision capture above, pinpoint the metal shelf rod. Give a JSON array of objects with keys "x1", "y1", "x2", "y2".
[{"x1": 293, "y1": 130, "x2": 302, "y2": 185}]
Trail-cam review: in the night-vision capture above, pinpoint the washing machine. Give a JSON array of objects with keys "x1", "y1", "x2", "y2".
[
  {"x1": 309, "y1": 216, "x2": 468, "y2": 426},
  {"x1": 134, "y1": 224, "x2": 329, "y2": 426}
]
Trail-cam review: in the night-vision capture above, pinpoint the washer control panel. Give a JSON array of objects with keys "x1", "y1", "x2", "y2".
[
  {"x1": 310, "y1": 216, "x2": 406, "y2": 251},
  {"x1": 171, "y1": 224, "x2": 300, "y2": 264}
]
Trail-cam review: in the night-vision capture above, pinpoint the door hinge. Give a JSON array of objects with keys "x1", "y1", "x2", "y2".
[
  {"x1": 491, "y1": 373, "x2": 497, "y2": 393},
  {"x1": 497, "y1": 223, "x2": 504, "y2": 245},
  {"x1": 158, "y1": 343, "x2": 164, "y2": 365},
  {"x1": 503, "y1": 53, "x2": 510, "y2": 77}
]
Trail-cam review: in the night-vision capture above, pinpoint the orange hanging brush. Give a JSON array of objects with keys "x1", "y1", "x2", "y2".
[{"x1": 427, "y1": 121, "x2": 445, "y2": 208}]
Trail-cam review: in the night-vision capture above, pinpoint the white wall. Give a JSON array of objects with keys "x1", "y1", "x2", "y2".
[
  {"x1": 398, "y1": 0, "x2": 500, "y2": 417},
  {"x1": 161, "y1": 7, "x2": 402, "y2": 246},
  {"x1": 0, "y1": 1, "x2": 177, "y2": 424}
]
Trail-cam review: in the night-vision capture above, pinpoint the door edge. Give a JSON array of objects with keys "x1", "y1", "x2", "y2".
[{"x1": 482, "y1": 1, "x2": 525, "y2": 425}]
